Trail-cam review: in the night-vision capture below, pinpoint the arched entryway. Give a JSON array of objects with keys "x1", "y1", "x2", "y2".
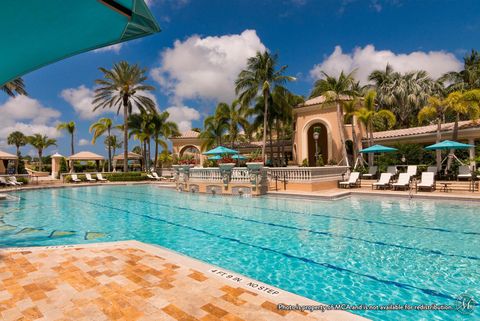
[
  {"x1": 179, "y1": 145, "x2": 201, "y2": 164},
  {"x1": 307, "y1": 123, "x2": 328, "y2": 166}
]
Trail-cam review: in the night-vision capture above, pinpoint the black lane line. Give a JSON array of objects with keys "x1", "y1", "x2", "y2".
[
  {"x1": 48, "y1": 190, "x2": 465, "y2": 303},
  {"x1": 101, "y1": 189, "x2": 480, "y2": 262},
  {"x1": 112, "y1": 187, "x2": 480, "y2": 236}
]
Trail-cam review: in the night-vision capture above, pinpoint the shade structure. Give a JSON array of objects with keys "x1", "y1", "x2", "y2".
[
  {"x1": 113, "y1": 152, "x2": 143, "y2": 160},
  {"x1": 203, "y1": 146, "x2": 239, "y2": 155},
  {"x1": 1, "y1": 0, "x2": 160, "y2": 86},
  {"x1": 232, "y1": 154, "x2": 247, "y2": 160},
  {"x1": 359, "y1": 145, "x2": 398, "y2": 153},
  {"x1": 68, "y1": 151, "x2": 105, "y2": 161},
  {"x1": 0, "y1": 150, "x2": 18, "y2": 160},
  {"x1": 425, "y1": 140, "x2": 474, "y2": 151},
  {"x1": 208, "y1": 155, "x2": 222, "y2": 160}
]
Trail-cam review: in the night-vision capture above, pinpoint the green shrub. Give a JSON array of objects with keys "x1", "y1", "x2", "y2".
[{"x1": 16, "y1": 177, "x2": 29, "y2": 185}]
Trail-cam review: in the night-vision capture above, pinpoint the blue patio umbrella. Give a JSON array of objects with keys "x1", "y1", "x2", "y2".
[
  {"x1": 232, "y1": 154, "x2": 247, "y2": 160},
  {"x1": 203, "y1": 146, "x2": 239, "y2": 155},
  {"x1": 208, "y1": 155, "x2": 222, "y2": 160},
  {"x1": 1, "y1": 0, "x2": 160, "y2": 86},
  {"x1": 425, "y1": 140, "x2": 474, "y2": 150},
  {"x1": 359, "y1": 144, "x2": 398, "y2": 153}
]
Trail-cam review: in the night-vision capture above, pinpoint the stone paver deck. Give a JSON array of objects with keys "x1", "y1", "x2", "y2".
[{"x1": 0, "y1": 241, "x2": 367, "y2": 321}]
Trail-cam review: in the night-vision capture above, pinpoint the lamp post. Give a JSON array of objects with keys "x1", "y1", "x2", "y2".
[{"x1": 313, "y1": 131, "x2": 320, "y2": 166}]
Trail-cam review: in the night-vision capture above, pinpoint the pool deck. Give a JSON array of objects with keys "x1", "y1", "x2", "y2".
[{"x1": 0, "y1": 241, "x2": 368, "y2": 321}]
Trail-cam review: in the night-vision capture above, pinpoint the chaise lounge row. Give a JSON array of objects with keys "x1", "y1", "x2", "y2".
[
  {"x1": 0, "y1": 176, "x2": 24, "y2": 186},
  {"x1": 70, "y1": 173, "x2": 108, "y2": 183}
]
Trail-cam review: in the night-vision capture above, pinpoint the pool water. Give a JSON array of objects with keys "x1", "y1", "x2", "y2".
[{"x1": 1, "y1": 185, "x2": 478, "y2": 321}]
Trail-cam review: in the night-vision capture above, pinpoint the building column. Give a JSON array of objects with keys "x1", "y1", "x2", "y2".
[{"x1": 469, "y1": 138, "x2": 476, "y2": 169}]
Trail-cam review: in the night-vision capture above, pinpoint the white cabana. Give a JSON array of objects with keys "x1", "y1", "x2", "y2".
[
  {"x1": 0, "y1": 150, "x2": 18, "y2": 174},
  {"x1": 68, "y1": 151, "x2": 105, "y2": 173}
]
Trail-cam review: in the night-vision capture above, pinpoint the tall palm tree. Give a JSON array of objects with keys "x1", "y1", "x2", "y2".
[
  {"x1": 440, "y1": 50, "x2": 480, "y2": 93},
  {"x1": 7, "y1": 131, "x2": 27, "y2": 173},
  {"x1": 27, "y1": 134, "x2": 56, "y2": 172},
  {"x1": 418, "y1": 97, "x2": 449, "y2": 168},
  {"x1": 128, "y1": 113, "x2": 154, "y2": 171},
  {"x1": 105, "y1": 135, "x2": 122, "y2": 164},
  {"x1": 90, "y1": 118, "x2": 114, "y2": 171},
  {"x1": 56, "y1": 121, "x2": 76, "y2": 155},
  {"x1": 216, "y1": 100, "x2": 250, "y2": 148},
  {"x1": 199, "y1": 115, "x2": 227, "y2": 151},
  {"x1": 343, "y1": 99, "x2": 360, "y2": 164},
  {"x1": 1, "y1": 78, "x2": 27, "y2": 97},
  {"x1": 151, "y1": 112, "x2": 179, "y2": 171},
  {"x1": 235, "y1": 51, "x2": 295, "y2": 162},
  {"x1": 310, "y1": 70, "x2": 357, "y2": 166},
  {"x1": 93, "y1": 61, "x2": 156, "y2": 172}
]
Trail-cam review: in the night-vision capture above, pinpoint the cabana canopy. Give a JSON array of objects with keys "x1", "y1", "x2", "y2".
[
  {"x1": 1, "y1": 0, "x2": 160, "y2": 86},
  {"x1": 203, "y1": 146, "x2": 239, "y2": 155},
  {"x1": 113, "y1": 152, "x2": 143, "y2": 160},
  {"x1": 360, "y1": 145, "x2": 398, "y2": 153},
  {"x1": 425, "y1": 140, "x2": 474, "y2": 151},
  {"x1": 68, "y1": 151, "x2": 105, "y2": 161},
  {"x1": 0, "y1": 150, "x2": 18, "y2": 160}
]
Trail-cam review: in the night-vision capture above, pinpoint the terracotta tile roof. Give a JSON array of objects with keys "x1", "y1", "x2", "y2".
[
  {"x1": 372, "y1": 120, "x2": 480, "y2": 140},
  {"x1": 177, "y1": 130, "x2": 200, "y2": 138},
  {"x1": 296, "y1": 94, "x2": 353, "y2": 108}
]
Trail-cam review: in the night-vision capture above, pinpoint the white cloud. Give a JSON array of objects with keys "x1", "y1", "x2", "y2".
[
  {"x1": 165, "y1": 105, "x2": 200, "y2": 132},
  {"x1": 151, "y1": 30, "x2": 266, "y2": 103},
  {"x1": 310, "y1": 45, "x2": 463, "y2": 84},
  {"x1": 0, "y1": 95, "x2": 61, "y2": 139},
  {"x1": 93, "y1": 43, "x2": 123, "y2": 53},
  {"x1": 78, "y1": 139, "x2": 90, "y2": 146}
]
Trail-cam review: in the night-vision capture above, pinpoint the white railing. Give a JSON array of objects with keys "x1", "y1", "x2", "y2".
[
  {"x1": 231, "y1": 168, "x2": 250, "y2": 183},
  {"x1": 189, "y1": 168, "x2": 222, "y2": 181},
  {"x1": 268, "y1": 166, "x2": 348, "y2": 182}
]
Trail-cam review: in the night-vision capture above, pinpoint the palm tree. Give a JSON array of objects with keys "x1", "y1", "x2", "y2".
[
  {"x1": 1, "y1": 78, "x2": 27, "y2": 97},
  {"x1": 56, "y1": 121, "x2": 76, "y2": 155},
  {"x1": 128, "y1": 113, "x2": 154, "y2": 171},
  {"x1": 90, "y1": 118, "x2": 114, "y2": 171},
  {"x1": 27, "y1": 134, "x2": 56, "y2": 172},
  {"x1": 215, "y1": 100, "x2": 250, "y2": 148},
  {"x1": 235, "y1": 51, "x2": 295, "y2": 163},
  {"x1": 151, "y1": 112, "x2": 179, "y2": 171},
  {"x1": 310, "y1": 70, "x2": 357, "y2": 166},
  {"x1": 418, "y1": 97, "x2": 449, "y2": 168},
  {"x1": 7, "y1": 131, "x2": 27, "y2": 173},
  {"x1": 93, "y1": 61, "x2": 157, "y2": 172},
  {"x1": 440, "y1": 50, "x2": 480, "y2": 93},
  {"x1": 343, "y1": 99, "x2": 360, "y2": 164},
  {"x1": 105, "y1": 135, "x2": 122, "y2": 163},
  {"x1": 199, "y1": 114, "x2": 228, "y2": 151}
]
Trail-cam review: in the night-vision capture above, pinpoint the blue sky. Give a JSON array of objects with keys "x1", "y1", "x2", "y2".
[{"x1": 1, "y1": 0, "x2": 479, "y2": 157}]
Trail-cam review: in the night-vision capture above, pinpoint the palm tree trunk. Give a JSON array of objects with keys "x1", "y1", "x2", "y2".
[
  {"x1": 123, "y1": 100, "x2": 129, "y2": 173},
  {"x1": 436, "y1": 118, "x2": 442, "y2": 170},
  {"x1": 143, "y1": 140, "x2": 147, "y2": 172},
  {"x1": 351, "y1": 118, "x2": 358, "y2": 167},
  {"x1": 70, "y1": 132, "x2": 74, "y2": 155},
  {"x1": 269, "y1": 125, "x2": 274, "y2": 166},
  {"x1": 38, "y1": 150, "x2": 43, "y2": 172},
  {"x1": 154, "y1": 135, "x2": 159, "y2": 172},
  {"x1": 262, "y1": 91, "x2": 269, "y2": 163},
  {"x1": 368, "y1": 123, "x2": 374, "y2": 166},
  {"x1": 276, "y1": 122, "x2": 281, "y2": 167},
  {"x1": 107, "y1": 127, "x2": 112, "y2": 172},
  {"x1": 15, "y1": 145, "x2": 20, "y2": 174},
  {"x1": 147, "y1": 139, "x2": 151, "y2": 171},
  {"x1": 336, "y1": 102, "x2": 349, "y2": 167},
  {"x1": 446, "y1": 113, "x2": 460, "y2": 171}
]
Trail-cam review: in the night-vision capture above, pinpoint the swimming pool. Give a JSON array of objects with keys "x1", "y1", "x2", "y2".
[{"x1": 1, "y1": 185, "x2": 478, "y2": 320}]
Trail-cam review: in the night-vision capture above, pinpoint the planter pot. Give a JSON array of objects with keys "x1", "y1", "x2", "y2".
[
  {"x1": 219, "y1": 163, "x2": 235, "y2": 172},
  {"x1": 246, "y1": 162, "x2": 264, "y2": 171}
]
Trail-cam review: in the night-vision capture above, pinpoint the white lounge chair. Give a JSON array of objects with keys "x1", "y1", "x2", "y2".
[
  {"x1": 70, "y1": 174, "x2": 81, "y2": 183},
  {"x1": 8, "y1": 176, "x2": 23, "y2": 185},
  {"x1": 0, "y1": 177, "x2": 16, "y2": 186},
  {"x1": 85, "y1": 173, "x2": 96, "y2": 182},
  {"x1": 96, "y1": 173, "x2": 108, "y2": 182},
  {"x1": 147, "y1": 174, "x2": 158, "y2": 180},
  {"x1": 372, "y1": 173, "x2": 392, "y2": 190},
  {"x1": 387, "y1": 166, "x2": 398, "y2": 177},
  {"x1": 457, "y1": 165, "x2": 473, "y2": 180},
  {"x1": 339, "y1": 172, "x2": 360, "y2": 189},
  {"x1": 151, "y1": 172, "x2": 162, "y2": 180},
  {"x1": 362, "y1": 166, "x2": 378, "y2": 179},
  {"x1": 417, "y1": 172, "x2": 435, "y2": 192},
  {"x1": 392, "y1": 173, "x2": 411, "y2": 191},
  {"x1": 406, "y1": 165, "x2": 417, "y2": 177}
]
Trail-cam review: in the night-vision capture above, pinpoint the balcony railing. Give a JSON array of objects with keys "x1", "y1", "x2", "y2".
[{"x1": 268, "y1": 166, "x2": 348, "y2": 182}]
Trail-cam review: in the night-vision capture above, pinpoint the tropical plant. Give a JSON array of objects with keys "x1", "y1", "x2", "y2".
[
  {"x1": 215, "y1": 100, "x2": 250, "y2": 148},
  {"x1": 235, "y1": 51, "x2": 295, "y2": 162},
  {"x1": 309, "y1": 70, "x2": 358, "y2": 166},
  {"x1": 105, "y1": 135, "x2": 122, "y2": 161},
  {"x1": 151, "y1": 112, "x2": 179, "y2": 170},
  {"x1": 7, "y1": 131, "x2": 27, "y2": 173},
  {"x1": 440, "y1": 50, "x2": 480, "y2": 93},
  {"x1": 93, "y1": 61, "x2": 156, "y2": 172},
  {"x1": 90, "y1": 118, "x2": 114, "y2": 171},
  {"x1": 27, "y1": 134, "x2": 56, "y2": 172},
  {"x1": 128, "y1": 113, "x2": 153, "y2": 171},
  {"x1": 199, "y1": 113, "x2": 228, "y2": 151},
  {"x1": 56, "y1": 121, "x2": 76, "y2": 155},
  {"x1": 157, "y1": 150, "x2": 173, "y2": 169},
  {"x1": 1, "y1": 78, "x2": 27, "y2": 97}
]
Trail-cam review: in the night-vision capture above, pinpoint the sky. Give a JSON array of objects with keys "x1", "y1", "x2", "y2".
[{"x1": 1, "y1": 0, "x2": 479, "y2": 157}]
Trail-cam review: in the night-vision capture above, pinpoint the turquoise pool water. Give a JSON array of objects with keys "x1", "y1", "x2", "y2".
[{"x1": 1, "y1": 185, "x2": 478, "y2": 320}]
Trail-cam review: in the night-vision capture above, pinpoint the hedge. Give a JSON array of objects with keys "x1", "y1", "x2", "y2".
[{"x1": 64, "y1": 172, "x2": 148, "y2": 183}]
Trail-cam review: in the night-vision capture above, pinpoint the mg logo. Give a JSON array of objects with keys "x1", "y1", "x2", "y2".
[{"x1": 455, "y1": 294, "x2": 476, "y2": 315}]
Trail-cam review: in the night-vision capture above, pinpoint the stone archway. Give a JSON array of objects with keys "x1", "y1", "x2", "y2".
[
  {"x1": 179, "y1": 145, "x2": 201, "y2": 164},
  {"x1": 306, "y1": 123, "x2": 329, "y2": 166}
]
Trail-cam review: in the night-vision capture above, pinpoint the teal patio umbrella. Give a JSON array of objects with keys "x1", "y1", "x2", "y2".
[
  {"x1": 232, "y1": 155, "x2": 247, "y2": 160},
  {"x1": 208, "y1": 155, "x2": 222, "y2": 160},
  {"x1": 203, "y1": 146, "x2": 239, "y2": 155},
  {"x1": 425, "y1": 140, "x2": 474, "y2": 151},
  {"x1": 1, "y1": 0, "x2": 160, "y2": 86},
  {"x1": 360, "y1": 144, "x2": 398, "y2": 153}
]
